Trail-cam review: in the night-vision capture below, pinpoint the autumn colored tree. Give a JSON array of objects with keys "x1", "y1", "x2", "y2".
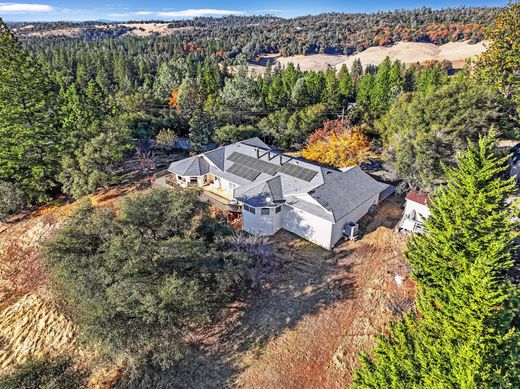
[
  {"x1": 301, "y1": 120, "x2": 375, "y2": 168},
  {"x1": 168, "y1": 88, "x2": 179, "y2": 108}
]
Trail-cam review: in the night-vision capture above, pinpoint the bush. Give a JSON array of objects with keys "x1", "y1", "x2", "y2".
[
  {"x1": 155, "y1": 128, "x2": 179, "y2": 151},
  {"x1": 0, "y1": 356, "x2": 86, "y2": 389},
  {"x1": 45, "y1": 189, "x2": 253, "y2": 372},
  {"x1": 213, "y1": 124, "x2": 262, "y2": 144},
  {"x1": 218, "y1": 231, "x2": 279, "y2": 285},
  {"x1": 0, "y1": 180, "x2": 26, "y2": 220}
]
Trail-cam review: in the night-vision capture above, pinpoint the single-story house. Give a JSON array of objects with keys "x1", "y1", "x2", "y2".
[
  {"x1": 399, "y1": 190, "x2": 431, "y2": 233},
  {"x1": 167, "y1": 138, "x2": 390, "y2": 250}
]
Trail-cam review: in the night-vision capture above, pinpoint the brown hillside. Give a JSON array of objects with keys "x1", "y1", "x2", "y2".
[
  {"x1": 0, "y1": 183, "x2": 412, "y2": 388},
  {"x1": 0, "y1": 181, "x2": 147, "y2": 377}
]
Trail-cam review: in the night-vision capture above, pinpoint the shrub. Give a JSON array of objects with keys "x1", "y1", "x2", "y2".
[
  {"x1": 0, "y1": 356, "x2": 86, "y2": 389},
  {"x1": 45, "y1": 189, "x2": 253, "y2": 372},
  {"x1": 213, "y1": 124, "x2": 261, "y2": 144},
  {"x1": 155, "y1": 128, "x2": 179, "y2": 151},
  {"x1": 218, "y1": 231, "x2": 279, "y2": 285},
  {"x1": 0, "y1": 180, "x2": 26, "y2": 220}
]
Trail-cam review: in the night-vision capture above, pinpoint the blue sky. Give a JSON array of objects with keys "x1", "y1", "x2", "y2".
[{"x1": 0, "y1": 1, "x2": 508, "y2": 22}]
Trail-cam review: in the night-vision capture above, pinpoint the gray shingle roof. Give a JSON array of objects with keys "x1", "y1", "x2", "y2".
[
  {"x1": 167, "y1": 139, "x2": 389, "y2": 223},
  {"x1": 204, "y1": 147, "x2": 225, "y2": 170},
  {"x1": 240, "y1": 137, "x2": 270, "y2": 149},
  {"x1": 234, "y1": 176, "x2": 284, "y2": 207},
  {"x1": 168, "y1": 156, "x2": 209, "y2": 176},
  {"x1": 284, "y1": 196, "x2": 335, "y2": 222},
  {"x1": 308, "y1": 167, "x2": 388, "y2": 222}
]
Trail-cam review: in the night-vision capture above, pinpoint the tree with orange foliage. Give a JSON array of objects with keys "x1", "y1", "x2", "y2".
[
  {"x1": 301, "y1": 120, "x2": 375, "y2": 168},
  {"x1": 168, "y1": 88, "x2": 179, "y2": 108}
]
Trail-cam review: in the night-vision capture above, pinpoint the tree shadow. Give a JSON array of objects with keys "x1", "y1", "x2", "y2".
[{"x1": 131, "y1": 231, "x2": 357, "y2": 388}]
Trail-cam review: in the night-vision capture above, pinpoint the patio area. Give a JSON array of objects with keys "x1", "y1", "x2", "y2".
[{"x1": 152, "y1": 171, "x2": 241, "y2": 213}]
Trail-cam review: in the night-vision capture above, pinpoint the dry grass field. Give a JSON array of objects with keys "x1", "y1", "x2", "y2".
[{"x1": 250, "y1": 40, "x2": 487, "y2": 74}]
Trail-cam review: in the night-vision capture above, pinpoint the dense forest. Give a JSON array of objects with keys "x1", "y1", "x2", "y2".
[
  {"x1": 1, "y1": 5, "x2": 518, "y2": 214},
  {"x1": 12, "y1": 7, "x2": 498, "y2": 57}
]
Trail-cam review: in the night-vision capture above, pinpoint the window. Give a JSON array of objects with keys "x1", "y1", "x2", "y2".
[
  {"x1": 244, "y1": 204, "x2": 255, "y2": 214},
  {"x1": 275, "y1": 206, "x2": 281, "y2": 214},
  {"x1": 261, "y1": 208, "x2": 270, "y2": 215}
]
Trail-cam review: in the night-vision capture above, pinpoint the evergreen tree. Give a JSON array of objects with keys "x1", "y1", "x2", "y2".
[
  {"x1": 219, "y1": 63, "x2": 261, "y2": 124},
  {"x1": 323, "y1": 68, "x2": 341, "y2": 109},
  {"x1": 477, "y1": 2, "x2": 520, "y2": 104},
  {"x1": 355, "y1": 72, "x2": 375, "y2": 119},
  {"x1": 379, "y1": 75, "x2": 518, "y2": 189},
  {"x1": 58, "y1": 118, "x2": 131, "y2": 199},
  {"x1": 355, "y1": 134, "x2": 520, "y2": 388},
  {"x1": 0, "y1": 19, "x2": 61, "y2": 202},
  {"x1": 291, "y1": 78, "x2": 311, "y2": 107},
  {"x1": 415, "y1": 63, "x2": 449, "y2": 94},
  {"x1": 350, "y1": 58, "x2": 363, "y2": 85},
  {"x1": 153, "y1": 58, "x2": 188, "y2": 100},
  {"x1": 281, "y1": 62, "x2": 300, "y2": 95},
  {"x1": 267, "y1": 74, "x2": 286, "y2": 109},
  {"x1": 304, "y1": 72, "x2": 326, "y2": 105},
  {"x1": 371, "y1": 57, "x2": 392, "y2": 117},
  {"x1": 337, "y1": 64, "x2": 354, "y2": 104}
]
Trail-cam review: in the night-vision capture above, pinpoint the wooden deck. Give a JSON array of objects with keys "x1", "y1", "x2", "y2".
[{"x1": 152, "y1": 172, "x2": 241, "y2": 213}]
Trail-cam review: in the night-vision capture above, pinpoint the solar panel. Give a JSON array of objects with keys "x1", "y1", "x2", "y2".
[
  {"x1": 227, "y1": 163, "x2": 261, "y2": 181},
  {"x1": 226, "y1": 152, "x2": 318, "y2": 182},
  {"x1": 280, "y1": 163, "x2": 318, "y2": 181}
]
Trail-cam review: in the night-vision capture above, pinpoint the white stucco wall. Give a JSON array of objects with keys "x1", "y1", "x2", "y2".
[
  {"x1": 281, "y1": 204, "x2": 333, "y2": 249},
  {"x1": 404, "y1": 200, "x2": 430, "y2": 222},
  {"x1": 330, "y1": 192, "x2": 380, "y2": 248},
  {"x1": 272, "y1": 207, "x2": 283, "y2": 233},
  {"x1": 242, "y1": 207, "x2": 282, "y2": 236}
]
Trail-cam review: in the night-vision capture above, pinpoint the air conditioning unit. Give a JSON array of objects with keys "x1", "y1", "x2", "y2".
[{"x1": 343, "y1": 222, "x2": 359, "y2": 240}]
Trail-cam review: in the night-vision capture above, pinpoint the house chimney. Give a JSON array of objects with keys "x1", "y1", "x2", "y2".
[{"x1": 256, "y1": 148, "x2": 260, "y2": 158}]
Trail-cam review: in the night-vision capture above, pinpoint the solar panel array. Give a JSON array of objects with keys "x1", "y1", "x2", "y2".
[
  {"x1": 279, "y1": 163, "x2": 318, "y2": 181},
  {"x1": 227, "y1": 152, "x2": 318, "y2": 182},
  {"x1": 227, "y1": 163, "x2": 261, "y2": 181}
]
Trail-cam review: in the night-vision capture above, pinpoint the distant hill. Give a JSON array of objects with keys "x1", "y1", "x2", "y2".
[{"x1": 8, "y1": 7, "x2": 500, "y2": 58}]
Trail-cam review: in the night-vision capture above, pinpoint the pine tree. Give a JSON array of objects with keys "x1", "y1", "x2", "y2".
[
  {"x1": 0, "y1": 19, "x2": 61, "y2": 202},
  {"x1": 338, "y1": 64, "x2": 353, "y2": 104},
  {"x1": 371, "y1": 57, "x2": 392, "y2": 117},
  {"x1": 323, "y1": 68, "x2": 341, "y2": 109},
  {"x1": 350, "y1": 58, "x2": 363, "y2": 85},
  {"x1": 267, "y1": 75, "x2": 286, "y2": 109},
  {"x1": 355, "y1": 134, "x2": 520, "y2": 388},
  {"x1": 355, "y1": 73, "x2": 375, "y2": 118},
  {"x1": 477, "y1": 2, "x2": 520, "y2": 103}
]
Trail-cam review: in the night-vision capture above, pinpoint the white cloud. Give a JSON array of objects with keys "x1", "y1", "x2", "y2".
[
  {"x1": 0, "y1": 2, "x2": 55, "y2": 12},
  {"x1": 108, "y1": 8, "x2": 245, "y2": 20},
  {"x1": 157, "y1": 9, "x2": 245, "y2": 17}
]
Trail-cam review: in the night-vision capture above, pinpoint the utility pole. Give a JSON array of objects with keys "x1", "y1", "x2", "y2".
[{"x1": 339, "y1": 106, "x2": 345, "y2": 123}]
